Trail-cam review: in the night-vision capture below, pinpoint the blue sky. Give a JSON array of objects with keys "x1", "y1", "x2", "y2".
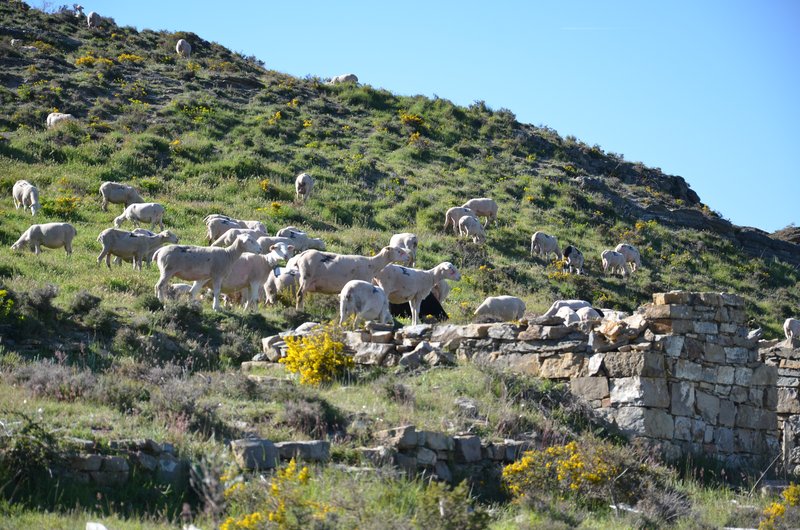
[{"x1": 52, "y1": 1, "x2": 799, "y2": 232}]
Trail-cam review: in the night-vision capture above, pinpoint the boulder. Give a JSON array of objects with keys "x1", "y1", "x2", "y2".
[
  {"x1": 230, "y1": 439, "x2": 278, "y2": 470},
  {"x1": 274, "y1": 440, "x2": 330, "y2": 462}
]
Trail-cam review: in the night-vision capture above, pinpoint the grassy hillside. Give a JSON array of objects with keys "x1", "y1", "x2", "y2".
[{"x1": 0, "y1": 2, "x2": 798, "y2": 528}]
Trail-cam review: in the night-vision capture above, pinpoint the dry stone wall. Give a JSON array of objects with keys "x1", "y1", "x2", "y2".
[{"x1": 761, "y1": 338, "x2": 800, "y2": 474}]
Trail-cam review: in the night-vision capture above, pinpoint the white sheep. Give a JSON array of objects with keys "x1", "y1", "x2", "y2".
[
  {"x1": 210, "y1": 228, "x2": 265, "y2": 247},
  {"x1": 46, "y1": 112, "x2": 75, "y2": 129},
  {"x1": 190, "y1": 242, "x2": 294, "y2": 310},
  {"x1": 389, "y1": 232, "x2": 418, "y2": 266},
  {"x1": 265, "y1": 266, "x2": 300, "y2": 305},
  {"x1": 601, "y1": 249, "x2": 629, "y2": 277},
  {"x1": 339, "y1": 280, "x2": 393, "y2": 329},
  {"x1": 96, "y1": 228, "x2": 179, "y2": 270},
  {"x1": 204, "y1": 214, "x2": 267, "y2": 234},
  {"x1": 374, "y1": 262, "x2": 461, "y2": 326},
  {"x1": 86, "y1": 11, "x2": 100, "y2": 28},
  {"x1": 542, "y1": 299, "x2": 592, "y2": 318},
  {"x1": 206, "y1": 217, "x2": 243, "y2": 242},
  {"x1": 270, "y1": 228, "x2": 326, "y2": 251},
  {"x1": 530, "y1": 231, "x2": 562, "y2": 260},
  {"x1": 576, "y1": 306, "x2": 603, "y2": 321},
  {"x1": 785, "y1": 318, "x2": 800, "y2": 341},
  {"x1": 563, "y1": 245, "x2": 584, "y2": 274},
  {"x1": 154, "y1": 234, "x2": 262, "y2": 311},
  {"x1": 615, "y1": 243, "x2": 641, "y2": 272},
  {"x1": 443, "y1": 206, "x2": 474, "y2": 234},
  {"x1": 114, "y1": 203, "x2": 165, "y2": 231},
  {"x1": 294, "y1": 246, "x2": 408, "y2": 309},
  {"x1": 99, "y1": 182, "x2": 143, "y2": 211},
  {"x1": 295, "y1": 173, "x2": 313, "y2": 202},
  {"x1": 11, "y1": 222, "x2": 77, "y2": 256},
  {"x1": 165, "y1": 283, "x2": 194, "y2": 300},
  {"x1": 432, "y1": 279, "x2": 451, "y2": 303},
  {"x1": 12, "y1": 180, "x2": 40, "y2": 215},
  {"x1": 275, "y1": 226, "x2": 306, "y2": 238},
  {"x1": 458, "y1": 215, "x2": 486, "y2": 244},
  {"x1": 555, "y1": 306, "x2": 580, "y2": 326},
  {"x1": 176, "y1": 39, "x2": 191, "y2": 58},
  {"x1": 461, "y1": 198, "x2": 498, "y2": 227},
  {"x1": 474, "y1": 295, "x2": 526, "y2": 322},
  {"x1": 328, "y1": 73, "x2": 358, "y2": 84}
]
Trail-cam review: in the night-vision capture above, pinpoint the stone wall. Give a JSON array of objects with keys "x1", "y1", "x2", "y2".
[{"x1": 761, "y1": 338, "x2": 800, "y2": 474}]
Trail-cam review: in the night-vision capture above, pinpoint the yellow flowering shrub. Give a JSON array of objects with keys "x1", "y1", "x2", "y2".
[
  {"x1": 759, "y1": 483, "x2": 800, "y2": 530},
  {"x1": 279, "y1": 325, "x2": 352, "y2": 385},
  {"x1": 117, "y1": 53, "x2": 144, "y2": 63},
  {"x1": 75, "y1": 54, "x2": 113, "y2": 68}
]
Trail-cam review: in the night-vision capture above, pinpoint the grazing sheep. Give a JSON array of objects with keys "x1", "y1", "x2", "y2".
[
  {"x1": 265, "y1": 266, "x2": 300, "y2": 305},
  {"x1": 461, "y1": 198, "x2": 498, "y2": 227},
  {"x1": 295, "y1": 173, "x2": 313, "y2": 202},
  {"x1": 328, "y1": 73, "x2": 358, "y2": 84},
  {"x1": 615, "y1": 243, "x2": 641, "y2": 272},
  {"x1": 601, "y1": 249, "x2": 629, "y2": 277},
  {"x1": 474, "y1": 295, "x2": 526, "y2": 322},
  {"x1": 530, "y1": 231, "x2": 562, "y2": 260},
  {"x1": 389, "y1": 232, "x2": 418, "y2": 266},
  {"x1": 443, "y1": 206, "x2": 474, "y2": 234},
  {"x1": 294, "y1": 246, "x2": 408, "y2": 309},
  {"x1": 11, "y1": 222, "x2": 76, "y2": 256},
  {"x1": 211, "y1": 228, "x2": 265, "y2": 247},
  {"x1": 276, "y1": 226, "x2": 306, "y2": 238},
  {"x1": 203, "y1": 214, "x2": 266, "y2": 234},
  {"x1": 206, "y1": 217, "x2": 243, "y2": 242},
  {"x1": 786, "y1": 318, "x2": 800, "y2": 341},
  {"x1": 97, "y1": 228, "x2": 179, "y2": 270},
  {"x1": 165, "y1": 283, "x2": 193, "y2": 300},
  {"x1": 99, "y1": 182, "x2": 143, "y2": 211},
  {"x1": 542, "y1": 299, "x2": 592, "y2": 318},
  {"x1": 563, "y1": 245, "x2": 584, "y2": 275},
  {"x1": 458, "y1": 215, "x2": 486, "y2": 244},
  {"x1": 176, "y1": 39, "x2": 191, "y2": 58},
  {"x1": 339, "y1": 280, "x2": 393, "y2": 328},
  {"x1": 114, "y1": 203, "x2": 165, "y2": 231},
  {"x1": 191, "y1": 242, "x2": 294, "y2": 310},
  {"x1": 271, "y1": 228, "x2": 326, "y2": 251},
  {"x1": 154, "y1": 234, "x2": 262, "y2": 311},
  {"x1": 86, "y1": 11, "x2": 100, "y2": 28},
  {"x1": 431, "y1": 279, "x2": 451, "y2": 303},
  {"x1": 12, "y1": 180, "x2": 40, "y2": 215},
  {"x1": 46, "y1": 112, "x2": 75, "y2": 129},
  {"x1": 375, "y1": 262, "x2": 461, "y2": 326}
]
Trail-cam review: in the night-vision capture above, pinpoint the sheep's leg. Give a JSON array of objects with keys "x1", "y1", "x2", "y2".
[
  {"x1": 33, "y1": 242, "x2": 41, "y2": 255},
  {"x1": 244, "y1": 284, "x2": 259, "y2": 311},
  {"x1": 65, "y1": 240, "x2": 73, "y2": 256},
  {"x1": 97, "y1": 249, "x2": 108, "y2": 267},
  {"x1": 155, "y1": 271, "x2": 171, "y2": 301},
  {"x1": 210, "y1": 278, "x2": 224, "y2": 312},
  {"x1": 101, "y1": 197, "x2": 107, "y2": 211},
  {"x1": 410, "y1": 298, "x2": 422, "y2": 327},
  {"x1": 189, "y1": 280, "x2": 208, "y2": 300}
]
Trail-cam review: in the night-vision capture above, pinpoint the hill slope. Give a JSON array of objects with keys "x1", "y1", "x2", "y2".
[{"x1": 0, "y1": 1, "x2": 798, "y2": 346}]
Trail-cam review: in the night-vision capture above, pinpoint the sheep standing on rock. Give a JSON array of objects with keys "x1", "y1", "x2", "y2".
[
  {"x1": 96, "y1": 228, "x2": 179, "y2": 270},
  {"x1": 615, "y1": 243, "x2": 641, "y2": 272},
  {"x1": 530, "y1": 231, "x2": 562, "y2": 260},
  {"x1": 786, "y1": 318, "x2": 800, "y2": 341},
  {"x1": 458, "y1": 215, "x2": 486, "y2": 244},
  {"x1": 563, "y1": 245, "x2": 584, "y2": 275},
  {"x1": 86, "y1": 11, "x2": 100, "y2": 28},
  {"x1": 12, "y1": 180, "x2": 41, "y2": 215},
  {"x1": 601, "y1": 249, "x2": 629, "y2": 277},
  {"x1": 46, "y1": 112, "x2": 75, "y2": 129},
  {"x1": 99, "y1": 182, "x2": 143, "y2": 211},
  {"x1": 339, "y1": 280, "x2": 393, "y2": 329},
  {"x1": 474, "y1": 295, "x2": 526, "y2": 322},
  {"x1": 114, "y1": 203, "x2": 166, "y2": 231},
  {"x1": 461, "y1": 198, "x2": 498, "y2": 227},
  {"x1": 176, "y1": 39, "x2": 191, "y2": 58},
  {"x1": 443, "y1": 206, "x2": 474, "y2": 234},
  {"x1": 389, "y1": 233, "x2": 418, "y2": 266},
  {"x1": 154, "y1": 234, "x2": 262, "y2": 311},
  {"x1": 542, "y1": 299, "x2": 593, "y2": 318},
  {"x1": 375, "y1": 262, "x2": 461, "y2": 326},
  {"x1": 11, "y1": 223, "x2": 77, "y2": 256},
  {"x1": 295, "y1": 173, "x2": 313, "y2": 202},
  {"x1": 294, "y1": 246, "x2": 408, "y2": 310}
]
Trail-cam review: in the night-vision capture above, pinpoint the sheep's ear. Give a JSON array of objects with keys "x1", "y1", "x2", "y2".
[
  {"x1": 269, "y1": 244, "x2": 277, "y2": 251},
  {"x1": 288, "y1": 245, "x2": 295, "y2": 252}
]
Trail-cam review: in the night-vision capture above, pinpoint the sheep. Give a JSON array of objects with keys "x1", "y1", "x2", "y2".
[
  {"x1": 46, "y1": 112, "x2": 75, "y2": 129},
  {"x1": 176, "y1": 39, "x2": 191, "y2": 58},
  {"x1": 555, "y1": 306, "x2": 580, "y2": 326},
  {"x1": 294, "y1": 246, "x2": 409, "y2": 310},
  {"x1": 339, "y1": 280, "x2": 393, "y2": 329},
  {"x1": 576, "y1": 306, "x2": 603, "y2": 321},
  {"x1": 204, "y1": 214, "x2": 267, "y2": 235},
  {"x1": 542, "y1": 299, "x2": 592, "y2": 318},
  {"x1": 458, "y1": 215, "x2": 486, "y2": 244},
  {"x1": 389, "y1": 233, "x2": 418, "y2": 266},
  {"x1": 374, "y1": 262, "x2": 461, "y2": 326},
  {"x1": 276, "y1": 226, "x2": 306, "y2": 238},
  {"x1": 786, "y1": 318, "x2": 800, "y2": 341},
  {"x1": 12, "y1": 180, "x2": 40, "y2": 215},
  {"x1": 86, "y1": 11, "x2": 100, "y2": 28},
  {"x1": 461, "y1": 198, "x2": 498, "y2": 227},
  {"x1": 11, "y1": 222, "x2": 77, "y2": 256},
  {"x1": 615, "y1": 243, "x2": 641, "y2": 272},
  {"x1": 206, "y1": 217, "x2": 243, "y2": 242},
  {"x1": 328, "y1": 73, "x2": 358, "y2": 84},
  {"x1": 96, "y1": 228, "x2": 179, "y2": 270},
  {"x1": 190, "y1": 242, "x2": 294, "y2": 310},
  {"x1": 265, "y1": 266, "x2": 300, "y2": 305},
  {"x1": 99, "y1": 182, "x2": 143, "y2": 211},
  {"x1": 295, "y1": 173, "x2": 313, "y2": 202},
  {"x1": 154, "y1": 234, "x2": 262, "y2": 311},
  {"x1": 211, "y1": 228, "x2": 265, "y2": 247},
  {"x1": 443, "y1": 206, "x2": 475, "y2": 234},
  {"x1": 114, "y1": 203, "x2": 165, "y2": 231},
  {"x1": 530, "y1": 231, "x2": 562, "y2": 260},
  {"x1": 165, "y1": 283, "x2": 194, "y2": 300},
  {"x1": 432, "y1": 279, "x2": 451, "y2": 303},
  {"x1": 270, "y1": 228, "x2": 326, "y2": 251},
  {"x1": 474, "y1": 295, "x2": 526, "y2": 322},
  {"x1": 601, "y1": 249, "x2": 629, "y2": 277},
  {"x1": 563, "y1": 245, "x2": 584, "y2": 275}
]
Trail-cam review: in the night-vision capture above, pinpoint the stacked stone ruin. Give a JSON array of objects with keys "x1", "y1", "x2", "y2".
[{"x1": 761, "y1": 337, "x2": 800, "y2": 474}]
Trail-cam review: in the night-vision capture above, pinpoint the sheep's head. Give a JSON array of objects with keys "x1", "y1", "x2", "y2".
[
  {"x1": 236, "y1": 234, "x2": 262, "y2": 254},
  {"x1": 30, "y1": 202, "x2": 41, "y2": 215},
  {"x1": 159, "y1": 230, "x2": 179, "y2": 244},
  {"x1": 384, "y1": 246, "x2": 408, "y2": 263},
  {"x1": 113, "y1": 214, "x2": 124, "y2": 228},
  {"x1": 437, "y1": 262, "x2": 461, "y2": 281},
  {"x1": 269, "y1": 243, "x2": 295, "y2": 261}
]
